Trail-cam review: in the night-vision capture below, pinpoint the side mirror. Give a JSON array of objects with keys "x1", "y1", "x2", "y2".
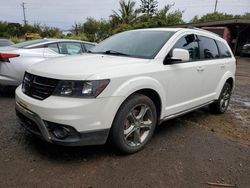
[{"x1": 164, "y1": 48, "x2": 190, "y2": 65}]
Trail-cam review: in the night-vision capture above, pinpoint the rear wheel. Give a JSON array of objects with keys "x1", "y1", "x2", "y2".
[
  {"x1": 210, "y1": 82, "x2": 232, "y2": 114},
  {"x1": 110, "y1": 94, "x2": 157, "y2": 154}
]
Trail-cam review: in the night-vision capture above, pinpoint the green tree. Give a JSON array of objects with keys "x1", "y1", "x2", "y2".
[
  {"x1": 190, "y1": 12, "x2": 234, "y2": 23},
  {"x1": 0, "y1": 21, "x2": 9, "y2": 38},
  {"x1": 83, "y1": 18, "x2": 111, "y2": 42},
  {"x1": 83, "y1": 17, "x2": 100, "y2": 41},
  {"x1": 240, "y1": 12, "x2": 250, "y2": 19},
  {"x1": 133, "y1": 5, "x2": 183, "y2": 28},
  {"x1": 111, "y1": 0, "x2": 137, "y2": 25},
  {"x1": 140, "y1": 0, "x2": 158, "y2": 16},
  {"x1": 190, "y1": 15, "x2": 199, "y2": 23},
  {"x1": 40, "y1": 25, "x2": 61, "y2": 38},
  {"x1": 164, "y1": 9, "x2": 184, "y2": 25},
  {"x1": 7, "y1": 23, "x2": 23, "y2": 37}
]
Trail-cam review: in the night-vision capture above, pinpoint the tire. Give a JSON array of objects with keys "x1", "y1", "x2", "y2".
[
  {"x1": 110, "y1": 94, "x2": 157, "y2": 154},
  {"x1": 210, "y1": 82, "x2": 232, "y2": 114}
]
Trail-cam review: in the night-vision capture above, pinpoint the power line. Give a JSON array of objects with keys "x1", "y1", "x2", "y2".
[
  {"x1": 21, "y1": 2, "x2": 27, "y2": 25},
  {"x1": 214, "y1": 0, "x2": 218, "y2": 12}
]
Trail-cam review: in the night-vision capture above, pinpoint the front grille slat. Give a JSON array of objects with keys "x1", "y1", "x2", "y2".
[
  {"x1": 32, "y1": 81, "x2": 56, "y2": 88},
  {"x1": 22, "y1": 72, "x2": 59, "y2": 100},
  {"x1": 31, "y1": 83, "x2": 55, "y2": 92}
]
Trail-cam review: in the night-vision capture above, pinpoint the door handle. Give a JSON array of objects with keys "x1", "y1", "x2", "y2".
[{"x1": 197, "y1": 66, "x2": 204, "y2": 72}]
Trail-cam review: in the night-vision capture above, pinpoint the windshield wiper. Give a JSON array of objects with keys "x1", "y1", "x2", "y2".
[{"x1": 103, "y1": 50, "x2": 131, "y2": 57}]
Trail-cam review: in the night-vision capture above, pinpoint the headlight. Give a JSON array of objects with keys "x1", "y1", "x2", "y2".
[{"x1": 53, "y1": 80, "x2": 110, "y2": 98}]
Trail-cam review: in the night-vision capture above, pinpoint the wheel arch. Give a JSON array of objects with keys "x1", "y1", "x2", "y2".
[
  {"x1": 111, "y1": 76, "x2": 166, "y2": 120},
  {"x1": 130, "y1": 89, "x2": 162, "y2": 122},
  {"x1": 215, "y1": 71, "x2": 235, "y2": 99}
]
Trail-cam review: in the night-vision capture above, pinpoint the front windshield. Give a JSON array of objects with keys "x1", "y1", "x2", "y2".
[
  {"x1": 12, "y1": 39, "x2": 47, "y2": 48},
  {"x1": 91, "y1": 30, "x2": 174, "y2": 59}
]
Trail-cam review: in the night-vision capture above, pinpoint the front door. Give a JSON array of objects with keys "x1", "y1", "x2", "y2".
[{"x1": 163, "y1": 34, "x2": 205, "y2": 116}]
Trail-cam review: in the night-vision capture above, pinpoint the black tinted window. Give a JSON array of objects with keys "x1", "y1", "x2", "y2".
[
  {"x1": 199, "y1": 36, "x2": 219, "y2": 59},
  {"x1": 216, "y1": 41, "x2": 231, "y2": 58},
  {"x1": 173, "y1": 34, "x2": 199, "y2": 60}
]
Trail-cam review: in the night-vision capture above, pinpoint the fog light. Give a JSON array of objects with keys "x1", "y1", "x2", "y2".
[{"x1": 52, "y1": 127, "x2": 70, "y2": 139}]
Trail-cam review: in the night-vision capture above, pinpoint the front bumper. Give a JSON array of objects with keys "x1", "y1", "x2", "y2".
[
  {"x1": 16, "y1": 101, "x2": 110, "y2": 146},
  {"x1": 15, "y1": 84, "x2": 125, "y2": 146},
  {"x1": 15, "y1": 86, "x2": 124, "y2": 132}
]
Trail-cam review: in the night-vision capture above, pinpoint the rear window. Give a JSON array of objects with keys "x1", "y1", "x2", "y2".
[
  {"x1": 216, "y1": 40, "x2": 232, "y2": 58},
  {"x1": 12, "y1": 39, "x2": 47, "y2": 49},
  {"x1": 0, "y1": 39, "x2": 14, "y2": 46},
  {"x1": 199, "y1": 36, "x2": 219, "y2": 59},
  {"x1": 84, "y1": 43, "x2": 95, "y2": 51}
]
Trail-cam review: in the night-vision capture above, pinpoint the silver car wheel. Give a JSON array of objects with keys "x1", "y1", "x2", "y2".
[
  {"x1": 123, "y1": 104, "x2": 153, "y2": 147},
  {"x1": 220, "y1": 85, "x2": 231, "y2": 111}
]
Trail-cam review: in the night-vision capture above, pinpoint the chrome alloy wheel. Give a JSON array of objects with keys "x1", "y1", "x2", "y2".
[
  {"x1": 123, "y1": 104, "x2": 153, "y2": 147},
  {"x1": 220, "y1": 84, "x2": 231, "y2": 112}
]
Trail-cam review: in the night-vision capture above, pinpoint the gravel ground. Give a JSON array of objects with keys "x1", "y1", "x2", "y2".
[{"x1": 0, "y1": 58, "x2": 249, "y2": 188}]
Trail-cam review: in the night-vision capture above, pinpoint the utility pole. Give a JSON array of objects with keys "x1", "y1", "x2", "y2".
[
  {"x1": 21, "y1": 2, "x2": 27, "y2": 25},
  {"x1": 214, "y1": 0, "x2": 218, "y2": 13}
]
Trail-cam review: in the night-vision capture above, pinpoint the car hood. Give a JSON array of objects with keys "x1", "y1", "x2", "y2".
[{"x1": 28, "y1": 54, "x2": 149, "y2": 80}]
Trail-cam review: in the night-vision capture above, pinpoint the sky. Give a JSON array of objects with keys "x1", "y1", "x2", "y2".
[{"x1": 0, "y1": 0, "x2": 250, "y2": 30}]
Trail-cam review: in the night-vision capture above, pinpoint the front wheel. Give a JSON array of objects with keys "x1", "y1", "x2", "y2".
[
  {"x1": 110, "y1": 94, "x2": 157, "y2": 154},
  {"x1": 210, "y1": 82, "x2": 232, "y2": 114}
]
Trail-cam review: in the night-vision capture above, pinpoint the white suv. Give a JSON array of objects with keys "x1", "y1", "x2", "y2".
[{"x1": 15, "y1": 28, "x2": 236, "y2": 153}]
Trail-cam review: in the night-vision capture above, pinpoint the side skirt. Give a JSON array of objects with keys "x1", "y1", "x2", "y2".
[{"x1": 159, "y1": 100, "x2": 214, "y2": 124}]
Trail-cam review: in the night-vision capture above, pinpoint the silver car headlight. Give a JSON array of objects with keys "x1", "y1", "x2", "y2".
[{"x1": 53, "y1": 80, "x2": 110, "y2": 98}]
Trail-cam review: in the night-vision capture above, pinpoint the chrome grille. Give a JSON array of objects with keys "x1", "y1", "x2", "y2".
[{"x1": 22, "y1": 72, "x2": 59, "y2": 100}]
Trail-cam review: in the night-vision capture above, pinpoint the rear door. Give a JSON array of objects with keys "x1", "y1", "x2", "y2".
[{"x1": 198, "y1": 36, "x2": 229, "y2": 101}]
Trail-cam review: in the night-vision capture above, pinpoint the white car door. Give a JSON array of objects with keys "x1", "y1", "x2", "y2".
[
  {"x1": 197, "y1": 36, "x2": 229, "y2": 102},
  {"x1": 163, "y1": 34, "x2": 205, "y2": 116}
]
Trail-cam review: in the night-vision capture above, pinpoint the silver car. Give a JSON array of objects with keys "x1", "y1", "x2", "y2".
[
  {"x1": 0, "y1": 39, "x2": 14, "y2": 47},
  {"x1": 0, "y1": 39, "x2": 95, "y2": 86}
]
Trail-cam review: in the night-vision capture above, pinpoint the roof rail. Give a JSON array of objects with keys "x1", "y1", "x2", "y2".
[{"x1": 187, "y1": 26, "x2": 220, "y2": 37}]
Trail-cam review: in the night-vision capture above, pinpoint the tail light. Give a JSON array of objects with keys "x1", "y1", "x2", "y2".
[{"x1": 0, "y1": 53, "x2": 20, "y2": 62}]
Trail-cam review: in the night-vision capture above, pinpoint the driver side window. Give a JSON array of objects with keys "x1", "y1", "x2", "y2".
[{"x1": 173, "y1": 34, "x2": 200, "y2": 61}]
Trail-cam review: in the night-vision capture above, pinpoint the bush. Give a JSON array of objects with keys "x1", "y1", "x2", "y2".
[{"x1": 10, "y1": 37, "x2": 24, "y2": 44}]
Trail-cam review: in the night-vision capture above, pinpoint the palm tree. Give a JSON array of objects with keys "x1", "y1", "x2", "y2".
[{"x1": 111, "y1": 0, "x2": 137, "y2": 25}]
